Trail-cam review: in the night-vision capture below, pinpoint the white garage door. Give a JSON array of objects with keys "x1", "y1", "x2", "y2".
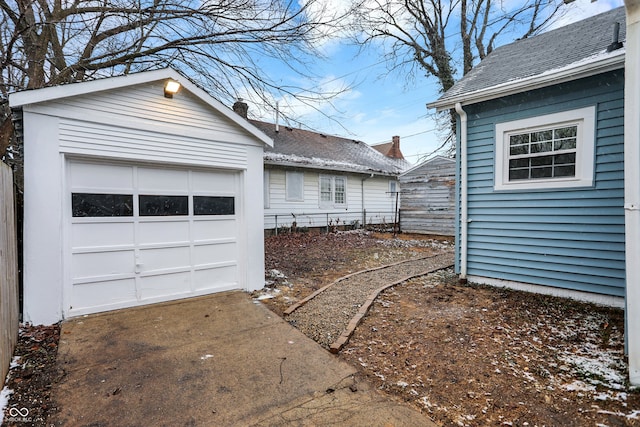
[{"x1": 66, "y1": 160, "x2": 241, "y2": 316}]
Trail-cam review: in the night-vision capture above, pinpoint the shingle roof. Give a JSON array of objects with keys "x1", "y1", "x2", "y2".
[
  {"x1": 432, "y1": 7, "x2": 626, "y2": 108},
  {"x1": 250, "y1": 120, "x2": 410, "y2": 175}
]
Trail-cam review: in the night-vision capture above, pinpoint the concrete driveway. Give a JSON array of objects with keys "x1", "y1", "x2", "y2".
[{"x1": 51, "y1": 291, "x2": 435, "y2": 426}]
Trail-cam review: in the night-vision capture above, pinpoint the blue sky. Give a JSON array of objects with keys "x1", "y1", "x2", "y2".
[{"x1": 249, "y1": 0, "x2": 624, "y2": 165}]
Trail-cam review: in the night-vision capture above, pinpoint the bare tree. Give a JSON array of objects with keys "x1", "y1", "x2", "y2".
[
  {"x1": 0, "y1": 0, "x2": 349, "y2": 196},
  {"x1": 0, "y1": 0, "x2": 345, "y2": 99},
  {"x1": 346, "y1": 0, "x2": 564, "y2": 140}
]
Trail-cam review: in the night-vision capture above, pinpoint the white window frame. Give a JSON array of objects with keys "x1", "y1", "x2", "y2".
[
  {"x1": 319, "y1": 175, "x2": 347, "y2": 208},
  {"x1": 389, "y1": 180, "x2": 397, "y2": 197},
  {"x1": 285, "y1": 171, "x2": 304, "y2": 202},
  {"x1": 264, "y1": 170, "x2": 270, "y2": 209},
  {"x1": 494, "y1": 106, "x2": 595, "y2": 191}
]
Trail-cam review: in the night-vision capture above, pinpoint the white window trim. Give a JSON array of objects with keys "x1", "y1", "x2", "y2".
[
  {"x1": 389, "y1": 180, "x2": 397, "y2": 197},
  {"x1": 264, "y1": 170, "x2": 270, "y2": 209},
  {"x1": 285, "y1": 171, "x2": 304, "y2": 202},
  {"x1": 319, "y1": 174, "x2": 347, "y2": 208},
  {"x1": 494, "y1": 106, "x2": 595, "y2": 191}
]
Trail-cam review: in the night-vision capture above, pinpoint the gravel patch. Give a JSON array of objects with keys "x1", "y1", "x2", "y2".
[{"x1": 286, "y1": 252, "x2": 454, "y2": 348}]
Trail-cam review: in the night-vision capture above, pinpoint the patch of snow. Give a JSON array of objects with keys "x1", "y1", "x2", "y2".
[
  {"x1": 9, "y1": 356, "x2": 20, "y2": 370},
  {"x1": 0, "y1": 386, "x2": 14, "y2": 425},
  {"x1": 561, "y1": 380, "x2": 596, "y2": 393},
  {"x1": 597, "y1": 409, "x2": 640, "y2": 420},
  {"x1": 264, "y1": 152, "x2": 402, "y2": 174},
  {"x1": 396, "y1": 381, "x2": 409, "y2": 388}
]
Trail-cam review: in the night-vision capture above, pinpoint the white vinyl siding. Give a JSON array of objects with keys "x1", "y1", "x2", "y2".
[
  {"x1": 264, "y1": 168, "x2": 397, "y2": 229},
  {"x1": 286, "y1": 171, "x2": 304, "y2": 201},
  {"x1": 495, "y1": 107, "x2": 595, "y2": 191}
]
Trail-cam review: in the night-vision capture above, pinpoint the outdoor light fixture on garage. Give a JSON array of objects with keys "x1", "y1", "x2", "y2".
[{"x1": 164, "y1": 80, "x2": 181, "y2": 98}]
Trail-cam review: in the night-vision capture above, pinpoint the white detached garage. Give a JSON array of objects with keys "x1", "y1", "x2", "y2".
[{"x1": 9, "y1": 68, "x2": 272, "y2": 325}]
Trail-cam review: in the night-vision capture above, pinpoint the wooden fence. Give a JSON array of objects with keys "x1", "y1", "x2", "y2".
[{"x1": 0, "y1": 161, "x2": 19, "y2": 382}]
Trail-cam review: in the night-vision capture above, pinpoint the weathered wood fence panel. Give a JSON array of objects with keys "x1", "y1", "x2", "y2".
[
  {"x1": 399, "y1": 156, "x2": 456, "y2": 236},
  {"x1": 0, "y1": 161, "x2": 19, "y2": 382}
]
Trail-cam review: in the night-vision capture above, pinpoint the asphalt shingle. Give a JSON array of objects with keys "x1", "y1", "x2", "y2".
[{"x1": 436, "y1": 6, "x2": 626, "y2": 103}]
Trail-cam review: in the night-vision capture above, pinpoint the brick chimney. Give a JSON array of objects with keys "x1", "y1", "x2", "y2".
[
  {"x1": 232, "y1": 98, "x2": 248, "y2": 118},
  {"x1": 388, "y1": 135, "x2": 404, "y2": 159}
]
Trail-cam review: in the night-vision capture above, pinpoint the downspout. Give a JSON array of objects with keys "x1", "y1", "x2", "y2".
[
  {"x1": 624, "y1": 0, "x2": 640, "y2": 387},
  {"x1": 361, "y1": 173, "x2": 374, "y2": 227},
  {"x1": 455, "y1": 103, "x2": 469, "y2": 280}
]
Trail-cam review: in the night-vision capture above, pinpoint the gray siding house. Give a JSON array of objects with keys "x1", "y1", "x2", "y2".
[
  {"x1": 399, "y1": 156, "x2": 455, "y2": 236},
  {"x1": 428, "y1": 7, "x2": 626, "y2": 305}
]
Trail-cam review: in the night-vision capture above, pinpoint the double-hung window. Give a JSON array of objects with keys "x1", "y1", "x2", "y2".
[
  {"x1": 494, "y1": 107, "x2": 595, "y2": 191},
  {"x1": 319, "y1": 175, "x2": 347, "y2": 207}
]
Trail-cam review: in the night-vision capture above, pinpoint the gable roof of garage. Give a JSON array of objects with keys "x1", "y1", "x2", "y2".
[{"x1": 9, "y1": 68, "x2": 273, "y2": 147}]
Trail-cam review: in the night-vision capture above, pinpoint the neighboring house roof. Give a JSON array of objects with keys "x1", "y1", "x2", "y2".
[
  {"x1": 9, "y1": 67, "x2": 273, "y2": 147},
  {"x1": 429, "y1": 7, "x2": 626, "y2": 110},
  {"x1": 251, "y1": 120, "x2": 410, "y2": 176},
  {"x1": 371, "y1": 135, "x2": 405, "y2": 160},
  {"x1": 400, "y1": 155, "x2": 455, "y2": 177}
]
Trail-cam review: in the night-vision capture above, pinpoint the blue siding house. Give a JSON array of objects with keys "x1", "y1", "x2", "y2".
[{"x1": 428, "y1": 7, "x2": 627, "y2": 306}]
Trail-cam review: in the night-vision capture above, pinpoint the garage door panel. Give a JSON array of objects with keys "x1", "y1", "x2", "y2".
[
  {"x1": 139, "y1": 246, "x2": 191, "y2": 272},
  {"x1": 193, "y1": 242, "x2": 237, "y2": 266},
  {"x1": 139, "y1": 272, "x2": 191, "y2": 299},
  {"x1": 137, "y1": 168, "x2": 189, "y2": 192},
  {"x1": 138, "y1": 221, "x2": 190, "y2": 245},
  {"x1": 69, "y1": 162, "x2": 134, "y2": 191},
  {"x1": 191, "y1": 170, "x2": 235, "y2": 192},
  {"x1": 71, "y1": 278, "x2": 137, "y2": 311},
  {"x1": 72, "y1": 222, "x2": 135, "y2": 248},
  {"x1": 193, "y1": 266, "x2": 237, "y2": 291},
  {"x1": 192, "y1": 219, "x2": 236, "y2": 241},
  {"x1": 67, "y1": 162, "x2": 241, "y2": 317},
  {"x1": 72, "y1": 250, "x2": 135, "y2": 279}
]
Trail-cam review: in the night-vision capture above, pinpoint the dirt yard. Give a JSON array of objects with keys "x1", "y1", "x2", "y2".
[{"x1": 259, "y1": 230, "x2": 640, "y2": 427}]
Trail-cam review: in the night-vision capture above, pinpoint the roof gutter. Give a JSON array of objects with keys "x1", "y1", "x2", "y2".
[
  {"x1": 455, "y1": 102, "x2": 469, "y2": 281},
  {"x1": 429, "y1": 51, "x2": 625, "y2": 111}
]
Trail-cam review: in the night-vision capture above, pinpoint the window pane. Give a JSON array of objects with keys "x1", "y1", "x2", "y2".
[
  {"x1": 531, "y1": 130, "x2": 552, "y2": 142},
  {"x1": 510, "y1": 145, "x2": 529, "y2": 155},
  {"x1": 194, "y1": 196, "x2": 234, "y2": 215},
  {"x1": 530, "y1": 156, "x2": 553, "y2": 167},
  {"x1": 139, "y1": 195, "x2": 188, "y2": 216},
  {"x1": 554, "y1": 165, "x2": 576, "y2": 177},
  {"x1": 531, "y1": 142, "x2": 552, "y2": 153},
  {"x1": 335, "y1": 178, "x2": 346, "y2": 204},
  {"x1": 554, "y1": 153, "x2": 576, "y2": 165},
  {"x1": 554, "y1": 126, "x2": 577, "y2": 139},
  {"x1": 320, "y1": 177, "x2": 332, "y2": 202},
  {"x1": 509, "y1": 158, "x2": 529, "y2": 168},
  {"x1": 554, "y1": 139, "x2": 577, "y2": 151},
  {"x1": 510, "y1": 134, "x2": 529, "y2": 146},
  {"x1": 286, "y1": 171, "x2": 304, "y2": 201},
  {"x1": 72, "y1": 193, "x2": 133, "y2": 217},
  {"x1": 531, "y1": 166, "x2": 553, "y2": 179},
  {"x1": 509, "y1": 169, "x2": 530, "y2": 181}
]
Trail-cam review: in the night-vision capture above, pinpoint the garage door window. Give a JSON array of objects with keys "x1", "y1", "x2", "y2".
[
  {"x1": 72, "y1": 193, "x2": 133, "y2": 217},
  {"x1": 139, "y1": 195, "x2": 189, "y2": 216},
  {"x1": 194, "y1": 196, "x2": 235, "y2": 215}
]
